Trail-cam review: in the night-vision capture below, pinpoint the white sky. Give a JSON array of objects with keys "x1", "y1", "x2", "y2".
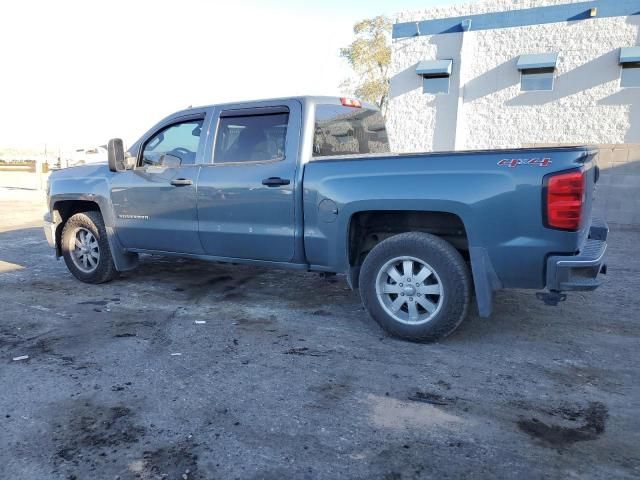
[{"x1": 0, "y1": 0, "x2": 465, "y2": 150}]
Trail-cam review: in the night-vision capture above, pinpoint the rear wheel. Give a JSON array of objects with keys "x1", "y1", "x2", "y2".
[
  {"x1": 61, "y1": 211, "x2": 117, "y2": 284},
  {"x1": 359, "y1": 232, "x2": 471, "y2": 342}
]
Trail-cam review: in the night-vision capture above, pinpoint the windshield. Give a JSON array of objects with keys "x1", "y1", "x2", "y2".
[{"x1": 313, "y1": 104, "x2": 390, "y2": 157}]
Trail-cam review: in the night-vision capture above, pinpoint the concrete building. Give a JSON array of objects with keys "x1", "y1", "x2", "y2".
[{"x1": 387, "y1": 0, "x2": 640, "y2": 225}]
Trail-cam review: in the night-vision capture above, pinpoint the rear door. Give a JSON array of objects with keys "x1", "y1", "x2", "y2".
[
  {"x1": 197, "y1": 101, "x2": 301, "y2": 261},
  {"x1": 111, "y1": 112, "x2": 209, "y2": 253}
]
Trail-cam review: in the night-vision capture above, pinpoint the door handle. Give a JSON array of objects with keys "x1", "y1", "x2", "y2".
[
  {"x1": 170, "y1": 178, "x2": 193, "y2": 187},
  {"x1": 262, "y1": 177, "x2": 291, "y2": 187}
]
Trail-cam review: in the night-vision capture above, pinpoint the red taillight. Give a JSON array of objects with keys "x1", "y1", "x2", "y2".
[
  {"x1": 340, "y1": 97, "x2": 362, "y2": 108},
  {"x1": 544, "y1": 170, "x2": 585, "y2": 231}
]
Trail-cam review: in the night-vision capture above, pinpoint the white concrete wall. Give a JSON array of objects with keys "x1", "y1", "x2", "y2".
[
  {"x1": 387, "y1": 33, "x2": 467, "y2": 152},
  {"x1": 388, "y1": 2, "x2": 640, "y2": 153}
]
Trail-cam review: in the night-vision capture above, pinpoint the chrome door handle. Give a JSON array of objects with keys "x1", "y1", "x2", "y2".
[{"x1": 170, "y1": 178, "x2": 193, "y2": 186}]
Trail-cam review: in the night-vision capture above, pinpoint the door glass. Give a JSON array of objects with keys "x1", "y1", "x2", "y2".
[
  {"x1": 214, "y1": 113, "x2": 289, "y2": 163},
  {"x1": 141, "y1": 119, "x2": 203, "y2": 167}
]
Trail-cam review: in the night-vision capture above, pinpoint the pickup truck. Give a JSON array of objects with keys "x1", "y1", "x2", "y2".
[{"x1": 44, "y1": 96, "x2": 608, "y2": 342}]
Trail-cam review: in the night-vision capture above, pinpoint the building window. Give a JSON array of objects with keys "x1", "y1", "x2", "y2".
[
  {"x1": 620, "y1": 48, "x2": 640, "y2": 88},
  {"x1": 520, "y1": 67, "x2": 555, "y2": 92},
  {"x1": 516, "y1": 53, "x2": 558, "y2": 92},
  {"x1": 621, "y1": 63, "x2": 640, "y2": 88},
  {"x1": 423, "y1": 76, "x2": 450, "y2": 94},
  {"x1": 416, "y1": 59, "x2": 452, "y2": 96}
]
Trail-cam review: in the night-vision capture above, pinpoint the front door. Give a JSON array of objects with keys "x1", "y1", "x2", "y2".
[
  {"x1": 111, "y1": 114, "x2": 206, "y2": 254},
  {"x1": 197, "y1": 103, "x2": 301, "y2": 261}
]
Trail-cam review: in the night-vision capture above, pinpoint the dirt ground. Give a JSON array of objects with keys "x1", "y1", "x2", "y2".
[{"x1": 0, "y1": 179, "x2": 639, "y2": 479}]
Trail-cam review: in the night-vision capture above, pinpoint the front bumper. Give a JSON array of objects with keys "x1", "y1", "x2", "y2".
[
  {"x1": 43, "y1": 212, "x2": 56, "y2": 249},
  {"x1": 545, "y1": 218, "x2": 608, "y2": 292}
]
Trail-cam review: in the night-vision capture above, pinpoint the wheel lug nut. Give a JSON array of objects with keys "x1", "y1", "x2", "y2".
[
  {"x1": 407, "y1": 278, "x2": 411, "y2": 282},
  {"x1": 409, "y1": 297, "x2": 413, "y2": 301},
  {"x1": 417, "y1": 293, "x2": 421, "y2": 297},
  {"x1": 399, "y1": 283, "x2": 403, "y2": 287},
  {"x1": 401, "y1": 293, "x2": 405, "y2": 296}
]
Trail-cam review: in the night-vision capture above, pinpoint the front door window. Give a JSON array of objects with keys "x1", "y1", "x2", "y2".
[{"x1": 141, "y1": 120, "x2": 203, "y2": 167}]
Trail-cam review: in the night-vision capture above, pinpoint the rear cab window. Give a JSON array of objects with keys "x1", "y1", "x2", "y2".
[{"x1": 313, "y1": 105, "x2": 390, "y2": 157}]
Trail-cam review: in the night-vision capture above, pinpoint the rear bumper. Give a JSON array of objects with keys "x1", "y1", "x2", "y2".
[{"x1": 545, "y1": 218, "x2": 608, "y2": 292}]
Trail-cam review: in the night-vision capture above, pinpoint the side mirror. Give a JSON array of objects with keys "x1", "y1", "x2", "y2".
[
  {"x1": 159, "y1": 154, "x2": 182, "y2": 168},
  {"x1": 108, "y1": 138, "x2": 126, "y2": 172}
]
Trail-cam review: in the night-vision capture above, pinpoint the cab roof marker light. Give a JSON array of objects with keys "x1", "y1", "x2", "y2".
[{"x1": 340, "y1": 98, "x2": 362, "y2": 108}]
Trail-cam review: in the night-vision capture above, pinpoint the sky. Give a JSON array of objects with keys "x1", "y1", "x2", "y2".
[{"x1": 0, "y1": 0, "x2": 467, "y2": 150}]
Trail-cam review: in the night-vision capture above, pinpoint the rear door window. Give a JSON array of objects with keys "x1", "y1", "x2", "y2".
[
  {"x1": 313, "y1": 105, "x2": 390, "y2": 157},
  {"x1": 214, "y1": 111, "x2": 289, "y2": 164}
]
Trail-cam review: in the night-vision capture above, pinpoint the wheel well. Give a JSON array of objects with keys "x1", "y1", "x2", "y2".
[
  {"x1": 348, "y1": 211, "x2": 468, "y2": 269},
  {"x1": 53, "y1": 200, "x2": 101, "y2": 254}
]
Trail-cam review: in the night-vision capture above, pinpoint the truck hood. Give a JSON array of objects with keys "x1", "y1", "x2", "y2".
[{"x1": 50, "y1": 162, "x2": 111, "y2": 180}]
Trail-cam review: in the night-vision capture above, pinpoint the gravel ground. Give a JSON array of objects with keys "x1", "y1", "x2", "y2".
[{"x1": 0, "y1": 184, "x2": 639, "y2": 480}]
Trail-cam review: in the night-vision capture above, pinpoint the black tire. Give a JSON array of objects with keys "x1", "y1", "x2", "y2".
[
  {"x1": 359, "y1": 232, "x2": 471, "y2": 342},
  {"x1": 61, "y1": 211, "x2": 117, "y2": 284}
]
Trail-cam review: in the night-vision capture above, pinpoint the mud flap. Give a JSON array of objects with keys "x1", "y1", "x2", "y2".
[{"x1": 469, "y1": 246, "x2": 502, "y2": 318}]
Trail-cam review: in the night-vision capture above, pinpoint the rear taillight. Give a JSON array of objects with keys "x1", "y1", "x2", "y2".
[{"x1": 544, "y1": 170, "x2": 586, "y2": 231}]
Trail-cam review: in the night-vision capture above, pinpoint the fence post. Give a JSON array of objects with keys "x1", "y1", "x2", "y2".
[{"x1": 35, "y1": 156, "x2": 43, "y2": 190}]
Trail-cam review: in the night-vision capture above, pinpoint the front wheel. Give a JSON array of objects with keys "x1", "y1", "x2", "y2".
[
  {"x1": 359, "y1": 232, "x2": 471, "y2": 342},
  {"x1": 61, "y1": 211, "x2": 117, "y2": 284}
]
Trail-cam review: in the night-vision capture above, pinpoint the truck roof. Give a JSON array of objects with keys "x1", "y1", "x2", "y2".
[{"x1": 174, "y1": 96, "x2": 381, "y2": 117}]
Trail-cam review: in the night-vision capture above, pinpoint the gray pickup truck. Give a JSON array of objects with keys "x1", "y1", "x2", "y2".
[{"x1": 44, "y1": 96, "x2": 608, "y2": 342}]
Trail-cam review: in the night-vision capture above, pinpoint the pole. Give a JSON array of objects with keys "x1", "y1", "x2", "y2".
[{"x1": 35, "y1": 145, "x2": 43, "y2": 190}]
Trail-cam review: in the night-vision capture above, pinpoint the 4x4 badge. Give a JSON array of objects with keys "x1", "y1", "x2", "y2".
[{"x1": 498, "y1": 158, "x2": 552, "y2": 168}]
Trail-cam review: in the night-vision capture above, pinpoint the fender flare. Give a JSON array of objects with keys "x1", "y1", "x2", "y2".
[{"x1": 52, "y1": 196, "x2": 139, "y2": 272}]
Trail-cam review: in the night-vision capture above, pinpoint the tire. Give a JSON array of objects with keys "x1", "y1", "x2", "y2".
[
  {"x1": 359, "y1": 232, "x2": 471, "y2": 342},
  {"x1": 61, "y1": 211, "x2": 117, "y2": 284}
]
